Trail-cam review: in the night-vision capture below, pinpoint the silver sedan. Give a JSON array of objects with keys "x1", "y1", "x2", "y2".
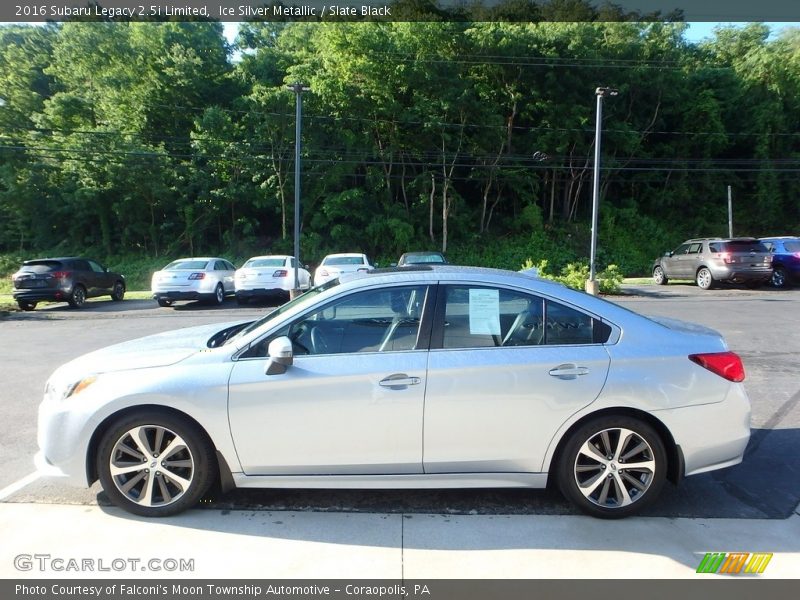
[{"x1": 36, "y1": 267, "x2": 750, "y2": 518}]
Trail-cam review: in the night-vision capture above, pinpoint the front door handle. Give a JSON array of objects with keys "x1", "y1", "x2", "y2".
[
  {"x1": 549, "y1": 364, "x2": 590, "y2": 380},
  {"x1": 379, "y1": 373, "x2": 421, "y2": 388}
]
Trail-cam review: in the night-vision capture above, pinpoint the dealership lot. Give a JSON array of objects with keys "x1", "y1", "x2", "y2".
[
  {"x1": 1, "y1": 285, "x2": 798, "y2": 579},
  {"x1": 1, "y1": 284, "x2": 798, "y2": 519}
]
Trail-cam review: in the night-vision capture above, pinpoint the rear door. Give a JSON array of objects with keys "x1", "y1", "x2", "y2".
[{"x1": 423, "y1": 284, "x2": 611, "y2": 474}]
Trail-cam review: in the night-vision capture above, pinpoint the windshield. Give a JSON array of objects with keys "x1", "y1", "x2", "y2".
[
  {"x1": 164, "y1": 260, "x2": 209, "y2": 270},
  {"x1": 323, "y1": 256, "x2": 364, "y2": 266},
  {"x1": 405, "y1": 253, "x2": 445, "y2": 263},
  {"x1": 223, "y1": 279, "x2": 340, "y2": 345},
  {"x1": 244, "y1": 258, "x2": 285, "y2": 268},
  {"x1": 784, "y1": 241, "x2": 800, "y2": 253}
]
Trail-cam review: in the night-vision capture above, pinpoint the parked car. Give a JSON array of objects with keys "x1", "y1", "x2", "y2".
[
  {"x1": 652, "y1": 238, "x2": 772, "y2": 290},
  {"x1": 312, "y1": 253, "x2": 373, "y2": 286},
  {"x1": 151, "y1": 257, "x2": 236, "y2": 307},
  {"x1": 11, "y1": 257, "x2": 125, "y2": 311},
  {"x1": 37, "y1": 266, "x2": 750, "y2": 519},
  {"x1": 759, "y1": 236, "x2": 800, "y2": 288},
  {"x1": 235, "y1": 255, "x2": 311, "y2": 304},
  {"x1": 397, "y1": 251, "x2": 448, "y2": 266}
]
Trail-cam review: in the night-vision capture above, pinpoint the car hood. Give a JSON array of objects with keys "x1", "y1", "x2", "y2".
[{"x1": 52, "y1": 322, "x2": 236, "y2": 378}]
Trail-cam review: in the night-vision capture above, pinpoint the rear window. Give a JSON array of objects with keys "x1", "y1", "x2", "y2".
[
  {"x1": 712, "y1": 241, "x2": 769, "y2": 253},
  {"x1": 405, "y1": 253, "x2": 445, "y2": 264},
  {"x1": 244, "y1": 258, "x2": 285, "y2": 268},
  {"x1": 324, "y1": 256, "x2": 364, "y2": 266},
  {"x1": 164, "y1": 260, "x2": 209, "y2": 270},
  {"x1": 20, "y1": 260, "x2": 63, "y2": 273}
]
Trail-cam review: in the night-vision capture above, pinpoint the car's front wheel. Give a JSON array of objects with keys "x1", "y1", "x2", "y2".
[
  {"x1": 557, "y1": 416, "x2": 667, "y2": 519},
  {"x1": 111, "y1": 281, "x2": 125, "y2": 301},
  {"x1": 156, "y1": 298, "x2": 173, "y2": 308},
  {"x1": 17, "y1": 300, "x2": 37, "y2": 311},
  {"x1": 696, "y1": 267, "x2": 715, "y2": 290},
  {"x1": 97, "y1": 411, "x2": 217, "y2": 517},
  {"x1": 652, "y1": 265, "x2": 668, "y2": 285}
]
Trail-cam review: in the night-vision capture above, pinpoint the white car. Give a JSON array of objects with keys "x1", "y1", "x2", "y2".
[
  {"x1": 37, "y1": 266, "x2": 750, "y2": 518},
  {"x1": 235, "y1": 255, "x2": 310, "y2": 304},
  {"x1": 151, "y1": 257, "x2": 236, "y2": 307},
  {"x1": 313, "y1": 253, "x2": 373, "y2": 286}
]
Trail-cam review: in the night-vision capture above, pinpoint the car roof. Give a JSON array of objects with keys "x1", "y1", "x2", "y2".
[
  {"x1": 23, "y1": 257, "x2": 87, "y2": 263},
  {"x1": 323, "y1": 253, "x2": 366, "y2": 258},
  {"x1": 170, "y1": 257, "x2": 226, "y2": 262},
  {"x1": 401, "y1": 251, "x2": 444, "y2": 256},
  {"x1": 759, "y1": 236, "x2": 799, "y2": 241},
  {"x1": 244, "y1": 255, "x2": 291, "y2": 260}
]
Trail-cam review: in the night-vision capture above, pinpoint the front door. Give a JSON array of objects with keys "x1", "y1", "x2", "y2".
[{"x1": 228, "y1": 284, "x2": 430, "y2": 475}]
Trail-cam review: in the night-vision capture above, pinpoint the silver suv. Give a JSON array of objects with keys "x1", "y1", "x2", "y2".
[{"x1": 652, "y1": 238, "x2": 772, "y2": 290}]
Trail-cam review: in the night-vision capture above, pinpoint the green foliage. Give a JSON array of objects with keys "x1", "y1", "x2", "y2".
[{"x1": 522, "y1": 258, "x2": 624, "y2": 294}]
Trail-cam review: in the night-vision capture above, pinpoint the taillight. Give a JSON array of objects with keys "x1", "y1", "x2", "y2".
[
  {"x1": 272, "y1": 270, "x2": 287, "y2": 277},
  {"x1": 689, "y1": 352, "x2": 745, "y2": 382},
  {"x1": 719, "y1": 252, "x2": 733, "y2": 264},
  {"x1": 51, "y1": 271, "x2": 71, "y2": 279},
  {"x1": 188, "y1": 272, "x2": 205, "y2": 280}
]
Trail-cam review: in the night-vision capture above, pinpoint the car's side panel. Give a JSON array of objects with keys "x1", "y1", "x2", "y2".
[{"x1": 228, "y1": 351, "x2": 427, "y2": 475}]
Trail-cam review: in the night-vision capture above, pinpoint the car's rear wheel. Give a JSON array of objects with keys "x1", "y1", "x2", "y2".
[
  {"x1": 771, "y1": 266, "x2": 788, "y2": 289},
  {"x1": 696, "y1": 267, "x2": 714, "y2": 290},
  {"x1": 156, "y1": 298, "x2": 173, "y2": 308},
  {"x1": 211, "y1": 283, "x2": 224, "y2": 306},
  {"x1": 17, "y1": 300, "x2": 37, "y2": 311},
  {"x1": 68, "y1": 284, "x2": 87, "y2": 308},
  {"x1": 652, "y1": 265, "x2": 668, "y2": 285},
  {"x1": 557, "y1": 416, "x2": 666, "y2": 518},
  {"x1": 97, "y1": 411, "x2": 217, "y2": 517},
  {"x1": 111, "y1": 281, "x2": 125, "y2": 301}
]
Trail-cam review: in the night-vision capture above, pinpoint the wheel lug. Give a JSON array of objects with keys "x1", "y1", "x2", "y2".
[
  {"x1": 601, "y1": 465, "x2": 606, "y2": 470},
  {"x1": 156, "y1": 471, "x2": 161, "y2": 476},
  {"x1": 153, "y1": 454, "x2": 159, "y2": 458},
  {"x1": 145, "y1": 469, "x2": 149, "y2": 473},
  {"x1": 607, "y1": 474, "x2": 613, "y2": 479},
  {"x1": 161, "y1": 462, "x2": 165, "y2": 467}
]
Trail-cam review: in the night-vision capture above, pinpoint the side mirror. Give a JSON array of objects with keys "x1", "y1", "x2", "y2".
[
  {"x1": 665, "y1": 251, "x2": 673, "y2": 257},
  {"x1": 390, "y1": 262, "x2": 398, "y2": 268},
  {"x1": 265, "y1": 336, "x2": 293, "y2": 375}
]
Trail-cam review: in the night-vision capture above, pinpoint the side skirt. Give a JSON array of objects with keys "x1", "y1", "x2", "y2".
[{"x1": 230, "y1": 472, "x2": 548, "y2": 490}]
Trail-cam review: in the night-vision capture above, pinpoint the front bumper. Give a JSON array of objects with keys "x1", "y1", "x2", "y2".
[{"x1": 235, "y1": 288, "x2": 288, "y2": 300}]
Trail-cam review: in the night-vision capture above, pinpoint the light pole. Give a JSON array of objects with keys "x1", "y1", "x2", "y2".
[
  {"x1": 287, "y1": 82, "x2": 310, "y2": 299},
  {"x1": 587, "y1": 86, "x2": 618, "y2": 296}
]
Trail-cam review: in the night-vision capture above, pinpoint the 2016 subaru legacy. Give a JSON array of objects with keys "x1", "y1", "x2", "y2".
[{"x1": 36, "y1": 267, "x2": 750, "y2": 518}]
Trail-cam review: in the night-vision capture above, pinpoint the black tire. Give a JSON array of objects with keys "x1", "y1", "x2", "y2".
[
  {"x1": 556, "y1": 416, "x2": 667, "y2": 519},
  {"x1": 111, "y1": 281, "x2": 125, "y2": 301},
  {"x1": 17, "y1": 300, "x2": 37, "y2": 311},
  {"x1": 652, "y1": 265, "x2": 668, "y2": 285},
  {"x1": 696, "y1": 267, "x2": 714, "y2": 290},
  {"x1": 209, "y1": 283, "x2": 224, "y2": 306},
  {"x1": 96, "y1": 410, "x2": 217, "y2": 517},
  {"x1": 68, "y1": 284, "x2": 87, "y2": 308},
  {"x1": 156, "y1": 298, "x2": 173, "y2": 308},
  {"x1": 771, "y1": 266, "x2": 788, "y2": 289}
]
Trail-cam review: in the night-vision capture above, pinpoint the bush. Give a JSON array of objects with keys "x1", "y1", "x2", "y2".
[{"x1": 521, "y1": 258, "x2": 623, "y2": 294}]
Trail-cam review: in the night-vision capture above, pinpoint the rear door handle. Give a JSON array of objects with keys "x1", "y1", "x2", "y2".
[
  {"x1": 549, "y1": 364, "x2": 589, "y2": 379},
  {"x1": 379, "y1": 373, "x2": 421, "y2": 388}
]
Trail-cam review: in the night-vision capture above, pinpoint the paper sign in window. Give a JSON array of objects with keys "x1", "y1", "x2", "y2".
[{"x1": 469, "y1": 289, "x2": 501, "y2": 335}]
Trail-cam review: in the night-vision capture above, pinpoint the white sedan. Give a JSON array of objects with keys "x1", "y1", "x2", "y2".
[
  {"x1": 313, "y1": 253, "x2": 373, "y2": 286},
  {"x1": 37, "y1": 266, "x2": 750, "y2": 518},
  {"x1": 235, "y1": 255, "x2": 310, "y2": 304},
  {"x1": 151, "y1": 257, "x2": 236, "y2": 307}
]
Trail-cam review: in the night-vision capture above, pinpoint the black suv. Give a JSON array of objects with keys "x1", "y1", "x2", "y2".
[{"x1": 11, "y1": 257, "x2": 126, "y2": 311}]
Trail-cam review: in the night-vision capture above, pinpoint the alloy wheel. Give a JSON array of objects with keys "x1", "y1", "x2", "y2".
[
  {"x1": 573, "y1": 427, "x2": 657, "y2": 509},
  {"x1": 108, "y1": 425, "x2": 195, "y2": 507}
]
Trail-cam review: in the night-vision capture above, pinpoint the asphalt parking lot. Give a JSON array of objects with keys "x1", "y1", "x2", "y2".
[{"x1": 1, "y1": 283, "x2": 798, "y2": 520}]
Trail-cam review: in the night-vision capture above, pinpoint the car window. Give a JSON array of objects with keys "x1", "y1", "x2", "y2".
[
  {"x1": 19, "y1": 261, "x2": 63, "y2": 274},
  {"x1": 214, "y1": 261, "x2": 227, "y2": 271},
  {"x1": 324, "y1": 256, "x2": 365, "y2": 266},
  {"x1": 88, "y1": 260, "x2": 105, "y2": 273},
  {"x1": 242, "y1": 285, "x2": 428, "y2": 358},
  {"x1": 674, "y1": 244, "x2": 691, "y2": 255},
  {"x1": 225, "y1": 261, "x2": 236, "y2": 271},
  {"x1": 72, "y1": 260, "x2": 91, "y2": 271},
  {"x1": 687, "y1": 243, "x2": 702, "y2": 254},
  {"x1": 164, "y1": 260, "x2": 208, "y2": 270},
  {"x1": 441, "y1": 286, "x2": 610, "y2": 349},
  {"x1": 784, "y1": 241, "x2": 800, "y2": 253}
]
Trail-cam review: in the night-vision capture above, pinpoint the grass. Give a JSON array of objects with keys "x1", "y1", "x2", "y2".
[{"x1": 623, "y1": 277, "x2": 654, "y2": 285}]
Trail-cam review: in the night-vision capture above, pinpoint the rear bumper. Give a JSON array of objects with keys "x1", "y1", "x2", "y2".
[
  {"x1": 12, "y1": 289, "x2": 68, "y2": 302},
  {"x1": 153, "y1": 291, "x2": 207, "y2": 301},
  {"x1": 710, "y1": 267, "x2": 772, "y2": 283},
  {"x1": 235, "y1": 288, "x2": 288, "y2": 299}
]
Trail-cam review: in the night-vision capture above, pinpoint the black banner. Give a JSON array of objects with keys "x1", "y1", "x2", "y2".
[{"x1": 3, "y1": 0, "x2": 800, "y2": 23}]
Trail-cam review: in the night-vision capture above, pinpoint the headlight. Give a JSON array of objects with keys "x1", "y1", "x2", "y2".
[{"x1": 64, "y1": 375, "x2": 98, "y2": 399}]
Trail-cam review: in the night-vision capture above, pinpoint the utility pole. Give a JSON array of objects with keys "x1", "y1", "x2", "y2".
[
  {"x1": 727, "y1": 185, "x2": 733, "y2": 238},
  {"x1": 587, "y1": 86, "x2": 618, "y2": 296},
  {"x1": 287, "y1": 83, "x2": 310, "y2": 298}
]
